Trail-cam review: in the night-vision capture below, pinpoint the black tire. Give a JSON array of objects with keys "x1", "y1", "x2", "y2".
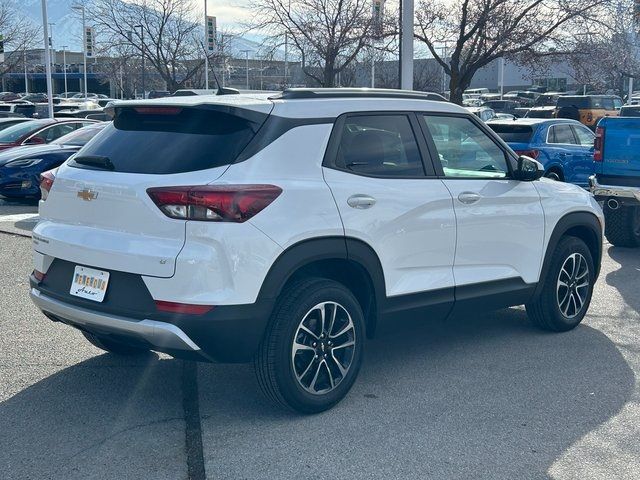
[
  {"x1": 254, "y1": 277, "x2": 365, "y2": 414},
  {"x1": 603, "y1": 204, "x2": 640, "y2": 248},
  {"x1": 544, "y1": 169, "x2": 563, "y2": 181},
  {"x1": 526, "y1": 236, "x2": 595, "y2": 332},
  {"x1": 82, "y1": 331, "x2": 151, "y2": 355}
]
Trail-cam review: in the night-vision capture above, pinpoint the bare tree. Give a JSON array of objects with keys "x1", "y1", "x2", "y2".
[
  {"x1": 250, "y1": 0, "x2": 390, "y2": 87},
  {"x1": 0, "y1": 0, "x2": 40, "y2": 76},
  {"x1": 415, "y1": 0, "x2": 611, "y2": 104},
  {"x1": 87, "y1": 0, "x2": 204, "y2": 91}
]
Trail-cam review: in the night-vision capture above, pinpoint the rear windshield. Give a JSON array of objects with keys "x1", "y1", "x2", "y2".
[
  {"x1": 488, "y1": 124, "x2": 534, "y2": 143},
  {"x1": 557, "y1": 96, "x2": 618, "y2": 109},
  {"x1": 71, "y1": 107, "x2": 265, "y2": 174}
]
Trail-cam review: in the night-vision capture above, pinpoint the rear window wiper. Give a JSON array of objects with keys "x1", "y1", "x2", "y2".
[{"x1": 73, "y1": 155, "x2": 115, "y2": 170}]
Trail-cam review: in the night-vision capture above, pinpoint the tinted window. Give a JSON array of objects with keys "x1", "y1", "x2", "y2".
[
  {"x1": 572, "y1": 126, "x2": 595, "y2": 147},
  {"x1": 52, "y1": 124, "x2": 106, "y2": 146},
  {"x1": 72, "y1": 108, "x2": 264, "y2": 174},
  {"x1": 557, "y1": 97, "x2": 590, "y2": 109},
  {"x1": 488, "y1": 124, "x2": 534, "y2": 143},
  {"x1": 549, "y1": 124, "x2": 577, "y2": 144},
  {"x1": 601, "y1": 97, "x2": 615, "y2": 110},
  {"x1": 620, "y1": 106, "x2": 640, "y2": 117},
  {"x1": 334, "y1": 115, "x2": 424, "y2": 177},
  {"x1": 423, "y1": 115, "x2": 509, "y2": 178},
  {"x1": 40, "y1": 123, "x2": 76, "y2": 142}
]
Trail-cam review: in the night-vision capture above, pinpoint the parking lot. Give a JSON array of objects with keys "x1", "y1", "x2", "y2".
[{"x1": 0, "y1": 198, "x2": 639, "y2": 480}]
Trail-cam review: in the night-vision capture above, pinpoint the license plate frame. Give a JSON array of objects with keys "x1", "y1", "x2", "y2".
[{"x1": 69, "y1": 265, "x2": 110, "y2": 303}]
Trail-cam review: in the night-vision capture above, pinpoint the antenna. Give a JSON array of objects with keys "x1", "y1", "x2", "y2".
[{"x1": 211, "y1": 69, "x2": 239, "y2": 95}]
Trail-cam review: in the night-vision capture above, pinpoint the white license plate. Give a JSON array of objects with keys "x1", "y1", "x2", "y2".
[{"x1": 70, "y1": 266, "x2": 110, "y2": 302}]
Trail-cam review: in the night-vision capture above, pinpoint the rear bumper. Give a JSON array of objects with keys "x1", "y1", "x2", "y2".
[
  {"x1": 589, "y1": 175, "x2": 640, "y2": 206},
  {"x1": 30, "y1": 287, "x2": 208, "y2": 358}
]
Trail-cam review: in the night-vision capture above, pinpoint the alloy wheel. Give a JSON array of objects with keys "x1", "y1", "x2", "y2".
[
  {"x1": 556, "y1": 253, "x2": 590, "y2": 319},
  {"x1": 291, "y1": 301, "x2": 356, "y2": 395}
]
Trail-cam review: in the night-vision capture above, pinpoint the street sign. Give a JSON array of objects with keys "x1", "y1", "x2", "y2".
[
  {"x1": 85, "y1": 27, "x2": 95, "y2": 58},
  {"x1": 206, "y1": 16, "x2": 217, "y2": 52}
]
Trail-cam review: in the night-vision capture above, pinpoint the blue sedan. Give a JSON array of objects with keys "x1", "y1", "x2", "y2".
[
  {"x1": 487, "y1": 118, "x2": 596, "y2": 187},
  {"x1": 0, "y1": 122, "x2": 106, "y2": 198}
]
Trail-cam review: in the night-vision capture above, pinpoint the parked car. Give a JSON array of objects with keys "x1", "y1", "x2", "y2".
[
  {"x1": 555, "y1": 95, "x2": 622, "y2": 129},
  {"x1": 0, "y1": 92, "x2": 20, "y2": 102},
  {"x1": 0, "y1": 122, "x2": 107, "y2": 198},
  {"x1": 171, "y1": 89, "x2": 216, "y2": 96},
  {"x1": 20, "y1": 93, "x2": 48, "y2": 103},
  {"x1": 525, "y1": 106, "x2": 556, "y2": 119},
  {"x1": 504, "y1": 91, "x2": 539, "y2": 107},
  {"x1": 487, "y1": 118, "x2": 595, "y2": 187},
  {"x1": 0, "y1": 102, "x2": 35, "y2": 118},
  {"x1": 465, "y1": 106, "x2": 496, "y2": 122},
  {"x1": 29, "y1": 88, "x2": 603, "y2": 413},
  {"x1": 590, "y1": 117, "x2": 640, "y2": 247},
  {"x1": 493, "y1": 113, "x2": 517, "y2": 120},
  {"x1": 534, "y1": 92, "x2": 565, "y2": 107},
  {"x1": 0, "y1": 118, "x2": 99, "y2": 152},
  {"x1": 482, "y1": 100, "x2": 521, "y2": 117},
  {"x1": 57, "y1": 92, "x2": 81, "y2": 99},
  {"x1": 148, "y1": 90, "x2": 171, "y2": 99},
  {"x1": 619, "y1": 105, "x2": 640, "y2": 117}
]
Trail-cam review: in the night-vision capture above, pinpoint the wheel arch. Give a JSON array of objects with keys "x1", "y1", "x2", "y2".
[
  {"x1": 535, "y1": 211, "x2": 603, "y2": 297},
  {"x1": 257, "y1": 237, "x2": 385, "y2": 338}
]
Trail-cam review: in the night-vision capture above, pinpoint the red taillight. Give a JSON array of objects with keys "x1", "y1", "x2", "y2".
[
  {"x1": 33, "y1": 270, "x2": 46, "y2": 282},
  {"x1": 515, "y1": 149, "x2": 539, "y2": 160},
  {"x1": 147, "y1": 185, "x2": 282, "y2": 223},
  {"x1": 594, "y1": 126, "x2": 605, "y2": 162},
  {"x1": 39, "y1": 169, "x2": 56, "y2": 200},
  {"x1": 155, "y1": 300, "x2": 214, "y2": 315}
]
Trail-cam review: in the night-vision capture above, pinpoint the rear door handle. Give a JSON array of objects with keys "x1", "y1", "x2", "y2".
[
  {"x1": 457, "y1": 192, "x2": 482, "y2": 205},
  {"x1": 347, "y1": 194, "x2": 376, "y2": 209}
]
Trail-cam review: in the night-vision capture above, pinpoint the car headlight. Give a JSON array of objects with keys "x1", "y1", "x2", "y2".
[{"x1": 4, "y1": 158, "x2": 43, "y2": 168}]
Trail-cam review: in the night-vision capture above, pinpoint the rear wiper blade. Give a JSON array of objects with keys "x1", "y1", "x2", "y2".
[{"x1": 73, "y1": 155, "x2": 115, "y2": 170}]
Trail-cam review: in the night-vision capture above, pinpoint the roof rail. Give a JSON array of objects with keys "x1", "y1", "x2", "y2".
[{"x1": 269, "y1": 88, "x2": 448, "y2": 102}]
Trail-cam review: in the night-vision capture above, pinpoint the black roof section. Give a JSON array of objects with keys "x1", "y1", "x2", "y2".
[{"x1": 270, "y1": 88, "x2": 448, "y2": 102}]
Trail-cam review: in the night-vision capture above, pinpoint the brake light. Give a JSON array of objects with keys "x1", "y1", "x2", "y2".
[
  {"x1": 134, "y1": 107, "x2": 182, "y2": 115},
  {"x1": 594, "y1": 126, "x2": 605, "y2": 162},
  {"x1": 39, "y1": 169, "x2": 56, "y2": 200},
  {"x1": 515, "y1": 149, "x2": 539, "y2": 159},
  {"x1": 155, "y1": 300, "x2": 213, "y2": 315},
  {"x1": 147, "y1": 185, "x2": 282, "y2": 222}
]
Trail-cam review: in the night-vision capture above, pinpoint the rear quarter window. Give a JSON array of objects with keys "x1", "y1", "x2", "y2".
[{"x1": 71, "y1": 107, "x2": 265, "y2": 174}]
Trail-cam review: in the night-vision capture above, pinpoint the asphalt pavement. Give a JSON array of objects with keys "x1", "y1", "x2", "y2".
[{"x1": 1, "y1": 198, "x2": 639, "y2": 479}]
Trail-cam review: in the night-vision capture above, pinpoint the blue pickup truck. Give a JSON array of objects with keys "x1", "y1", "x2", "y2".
[{"x1": 589, "y1": 117, "x2": 640, "y2": 247}]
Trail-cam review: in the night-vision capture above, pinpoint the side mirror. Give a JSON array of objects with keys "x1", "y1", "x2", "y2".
[
  {"x1": 514, "y1": 155, "x2": 544, "y2": 181},
  {"x1": 26, "y1": 136, "x2": 46, "y2": 145}
]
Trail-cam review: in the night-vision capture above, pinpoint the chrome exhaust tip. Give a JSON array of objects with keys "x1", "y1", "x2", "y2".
[{"x1": 607, "y1": 198, "x2": 620, "y2": 210}]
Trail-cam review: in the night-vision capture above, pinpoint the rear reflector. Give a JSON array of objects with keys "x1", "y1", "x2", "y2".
[
  {"x1": 39, "y1": 169, "x2": 56, "y2": 200},
  {"x1": 594, "y1": 126, "x2": 605, "y2": 162},
  {"x1": 515, "y1": 149, "x2": 539, "y2": 160},
  {"x1": 155, "y1": 300, "x2": 214, "y2": 315},
  {"x1": 147, "y1": 185, "x2": 282, "y2": 222}
]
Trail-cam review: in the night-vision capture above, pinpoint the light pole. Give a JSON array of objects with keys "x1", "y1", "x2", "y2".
[
  {"x1": 72, "y1": 5, "x2": 88, "y2": 100},
  {"x1": 399, "y1": 0, "x2": 414, "y2": 90},
  {"x1": 23, "y1": 49, "x2": 28, "y2": 94},
  {"x1": 134, "y1": 25, "x2": 145, "y2": 98},
  {"x1": 241, "y1": 49, "x2": 250, "y2": 90},
  {"x1": 41, "y1": 0, "x2": 54, "y2": 118},
  {"x1": 500, "y1": 57, "x2": 505, "y2": 99},
  {"x1": 61, "y1": 45, "x2": 68, "y2": 95},
  {"x1": 204, "y1": 0, "x2": 209, "y2": 90}
]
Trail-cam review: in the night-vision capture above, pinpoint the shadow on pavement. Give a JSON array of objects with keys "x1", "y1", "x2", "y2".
[
  {"x1": 607, "y1": 247, "x2": 640, "y2": 316},
  {"x1": 197, "y1": 308, "x2": 634, "y2": 479},
  {"x1": 0, "y1": 354, "x2": 187, "y2": 480}
]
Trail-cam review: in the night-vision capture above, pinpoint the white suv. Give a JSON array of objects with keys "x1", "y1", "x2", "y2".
[{"x1": 29, "y1": 89, "x2": 604, "y2": 413}]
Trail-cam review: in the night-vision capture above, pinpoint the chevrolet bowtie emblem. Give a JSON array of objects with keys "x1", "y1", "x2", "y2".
[{"x1": 77, "y1": 189, "x2": 98, "y2": 201}]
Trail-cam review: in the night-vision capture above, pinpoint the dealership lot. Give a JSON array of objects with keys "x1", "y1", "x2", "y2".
[{"x1": 1, "y1": 200, "x2": 639, "y2": 479}]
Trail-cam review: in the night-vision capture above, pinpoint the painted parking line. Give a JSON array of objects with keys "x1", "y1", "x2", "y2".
[{"x1": 0, "y1": 213, "x2": 39, "y2": 223}]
